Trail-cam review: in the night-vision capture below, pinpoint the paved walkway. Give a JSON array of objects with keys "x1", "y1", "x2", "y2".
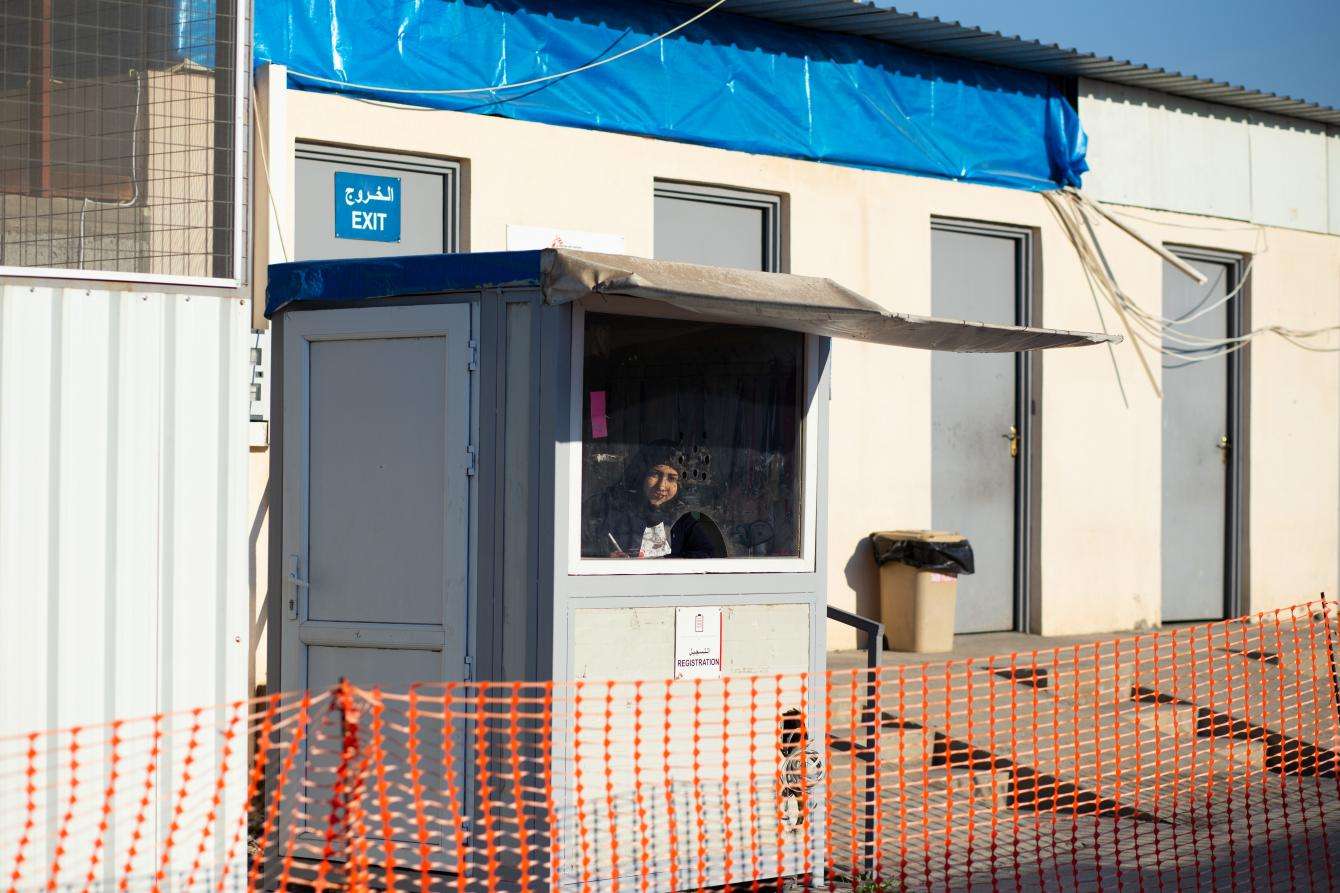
[
  {"x1": 822, "y1": 613, "x2": 1340, "y2": 890},
  {"x1": 828, "y1": 625, "x2": 1187, "y2": 671}
]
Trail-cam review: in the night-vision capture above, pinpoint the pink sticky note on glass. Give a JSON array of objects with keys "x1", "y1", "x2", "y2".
[{"x1": 590, "y1": 390, "x2": 608, "y2": 439}]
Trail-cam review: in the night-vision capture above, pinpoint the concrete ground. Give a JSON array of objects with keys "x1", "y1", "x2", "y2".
[
  {"x1": 820, "y1": 613, "x2": 1340, "y2": 890},
  {"x1": 828, "y1": 627, "x2": 1156, "y2": 672}
]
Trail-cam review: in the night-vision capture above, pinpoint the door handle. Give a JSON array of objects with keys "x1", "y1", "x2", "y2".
[
  {"x1": 287, "y1": 554, "x2": 309, "y2": 621},
  {"x1": 1217, "y1": 435, "x2": 1231, "y2": 464},
  {"x1": 1002, "y1": 425, "x2": 1019, "y2": 459}
]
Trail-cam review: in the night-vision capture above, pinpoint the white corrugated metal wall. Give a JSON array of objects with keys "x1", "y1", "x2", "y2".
[
  {"x1": 0, "y1": 282, "x2": 250, "y2": 886},
  {"x1": 1079, "y1": 77, "x2": 1340, "y2": 235}
]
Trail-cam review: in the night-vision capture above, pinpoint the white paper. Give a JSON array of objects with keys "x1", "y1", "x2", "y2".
[
  {"x1": 674, "y1": 606, "x2": 723, "y2": 680},
  {"x1": 639, "y1": 522, "x2": 670, "y2": 558}
]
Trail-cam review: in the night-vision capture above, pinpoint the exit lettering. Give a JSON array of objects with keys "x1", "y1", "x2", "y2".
[
  {"x1": 333, "y1": 171, "x2": 402, "y2": 242},
  {"x1": 350, "y1": 210, "x2": 389, "y2": 231}
]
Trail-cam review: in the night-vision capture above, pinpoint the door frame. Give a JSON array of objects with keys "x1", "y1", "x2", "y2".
[
  {"x1": 278, "y1": 303, "x2": 477, "y2": 693},
  {"x1": 1165, "y1": 245, "x2": 1249, "y2": 618},
  {"x1": 930, "y1": 217, "x2": 1039, "y2": 633},
  {"x1": 274, "y1": 301, "x2": 479, "y2": 864}
]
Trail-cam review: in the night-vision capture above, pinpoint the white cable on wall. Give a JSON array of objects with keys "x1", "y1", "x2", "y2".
[
  {"x1": 252, "y1": 98, "x2": 290, "y2": 263},
  {"x1": 283, "y1": 0, "x2": 728, "y2": 97},
  {"x1": 78, "y1": 69, "x2": 144, "y2": 268}
]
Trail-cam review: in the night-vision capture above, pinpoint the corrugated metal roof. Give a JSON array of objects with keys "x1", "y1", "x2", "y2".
[{"x1": 669, "y1": 0, "x2": 1340, "y2": 127}]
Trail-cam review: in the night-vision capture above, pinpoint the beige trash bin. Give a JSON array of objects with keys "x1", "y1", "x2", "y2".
[{"x1": 870, "y1": 530, "x2": 974, "y2": 653}]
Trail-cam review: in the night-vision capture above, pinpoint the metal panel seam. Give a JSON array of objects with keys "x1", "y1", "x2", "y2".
[
  {"x1": 44, "y1": 288, "x2": 63, "y2": 874},
  {"x1": 101, "y1": 289, "x2": 122, "y2": 886}
]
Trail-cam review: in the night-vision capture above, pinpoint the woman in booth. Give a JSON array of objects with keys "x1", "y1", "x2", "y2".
[{"x1": 583, "y1": 440, "x2": 726, "y2": 559}]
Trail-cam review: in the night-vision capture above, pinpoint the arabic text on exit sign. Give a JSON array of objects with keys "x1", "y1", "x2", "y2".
[{"x1": 334, "y1": 171, "x2": 401, "y2": 242}]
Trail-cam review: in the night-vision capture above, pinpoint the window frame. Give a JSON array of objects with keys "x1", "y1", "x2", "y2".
[
  {"x1": 653, "y1": 180, "x2": 784, "y2": 273},
  {"x1": 293, "y1": 142, "x2": 463, "y2": 258},
  {"x1": 564, "y1": 299, "x2": 820, "y2": 576},
  {"x1": 0, "y1": 0, "x2": 249, "y2": 288}
]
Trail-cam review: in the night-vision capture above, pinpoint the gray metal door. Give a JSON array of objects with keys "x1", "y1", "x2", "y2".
[
  {"x1": 931, "y1": 224, "x2": 1028, "y2": 634},
  {"x1": 295, "y1": 144, "x2": 459, "y2": 261},
  {"x1": 280, "y1": 304, "x2": 473, "y2": 851},
  {"x1": 282, "y1": 304, "x2": 473, "y2": 691},
  {"x1": 1162, "y1": 254, "x2": 1241, "y2": 621}
]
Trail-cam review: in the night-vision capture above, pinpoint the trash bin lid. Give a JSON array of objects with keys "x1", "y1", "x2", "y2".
[
  {"x1": 871, "y1": 529, "x2": 968, "y2": 544},
  {"x1": 869, "y1": 530, "x2": 974, "y2": 575}
]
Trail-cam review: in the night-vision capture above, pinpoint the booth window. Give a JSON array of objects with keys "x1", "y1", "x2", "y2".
[
  {"x1": 580, "y1": 312, "x2": 804, "y2": 561},
  {"x1": 654, "y1": 182, "x2": 781, "y2": 273}
]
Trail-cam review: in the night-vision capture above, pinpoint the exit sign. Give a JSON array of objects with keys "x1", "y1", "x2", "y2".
[{"x1": 334, "y1": 171, "x2": 401, "y2": 242}]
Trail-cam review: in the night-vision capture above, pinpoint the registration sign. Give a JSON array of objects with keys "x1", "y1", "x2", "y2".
[
  {"x1": 674, "y1": 606, "x2": 723, "y2": 680},
  {"x1": 334, "y1": 171, "x2": 401, "y2": 242}
]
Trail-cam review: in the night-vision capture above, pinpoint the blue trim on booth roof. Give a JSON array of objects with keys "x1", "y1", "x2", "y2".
[
  {"x1": 265, "y1": 251, "x2": 544, "y2": 317},
  {"x1": 254, "y1": 0, "x2": 1087, "y2": 191}
]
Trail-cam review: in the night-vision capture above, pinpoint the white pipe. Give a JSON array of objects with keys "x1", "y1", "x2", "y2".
[
  {"x1": 78, "y1": 69, "x2": 144, "y2": 268},
  {"x1": 1065, "y1": 187, "x2": 1208, "y2": 285}
]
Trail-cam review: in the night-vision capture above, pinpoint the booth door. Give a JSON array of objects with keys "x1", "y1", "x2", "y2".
[{"x1": 281, "y1": 304, "x2": 473, "y2": 853}]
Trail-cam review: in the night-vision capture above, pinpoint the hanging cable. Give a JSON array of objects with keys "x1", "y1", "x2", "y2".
[
  {"x1": 1076, "y1": 220, "x2": 1130, "y2": 409},
  {"x1": 79, "y1": 69, "x2": 144, "y2": 267},
  {"x1": 1045, "y1": 189, "x2": 1340, "y2": 400},
  {"x1": 283, "y1": 0, "x2": 728, "y2": 97},
  {"x1": 251, "y1": 97, "x2": 290, "y2": 263},
  {"x1": 1104, "y1": 206, "x2": 1268, "y2": 234},
  {"x1": 1044, "y1": 190, "x2": 1162, "y2": 396}
]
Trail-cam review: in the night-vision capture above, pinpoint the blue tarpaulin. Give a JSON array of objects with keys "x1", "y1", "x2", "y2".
[
  {"x1": 174, "y1": 0, "x2": 217, "y2": 69},
  {"x1": 254, "y1": 0, "x2": 1087, "y2": 191}
]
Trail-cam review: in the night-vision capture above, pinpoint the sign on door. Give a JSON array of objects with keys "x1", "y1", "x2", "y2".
[{"x1": 334, "y1": 171, "x2": 402, "y2": 242}]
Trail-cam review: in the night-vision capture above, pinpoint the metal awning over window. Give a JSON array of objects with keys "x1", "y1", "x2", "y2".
[
  {"x1": 266, "y1": 248, "x2": 1117, "y2": 353},
  {"x1": 542, "y1": 250, "x2": 1116, "y2": 353}
]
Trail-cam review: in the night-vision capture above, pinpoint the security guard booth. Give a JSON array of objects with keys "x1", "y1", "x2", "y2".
[{"x1": 264, "y1": 249, "x2": 1111, "y2": 890}]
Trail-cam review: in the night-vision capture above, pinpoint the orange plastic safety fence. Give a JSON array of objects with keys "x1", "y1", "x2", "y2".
[{"x1": 2, "y1": 601, "x2": 1338, "y2": 891}]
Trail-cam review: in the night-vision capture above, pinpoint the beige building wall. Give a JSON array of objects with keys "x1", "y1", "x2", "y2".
[
  {"x1": 145, "y1": 68, "x2": 217, "y2": 279},
  {"x1": 254, "y1": 84, "x2": 1340, "y2": 650}
]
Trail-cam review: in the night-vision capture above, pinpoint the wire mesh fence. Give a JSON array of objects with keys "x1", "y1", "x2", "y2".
[
  {"x1": 0, "y1": 0, "x2": 239, "y2": 280},
  {"x1": 2, "y1": 600, "x2": 1338, "y2": 892}
]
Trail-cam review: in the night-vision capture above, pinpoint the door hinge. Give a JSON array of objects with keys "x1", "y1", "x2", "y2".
[
  {"x1": 465, "y1": 444, "x2": 478, "y2": 476},
  {"x1": 466, "y1": 339, "x2": 479, "y2": 372},
  {"x1": 464, "y1": 654, "x2": 475, "y2": 680}
]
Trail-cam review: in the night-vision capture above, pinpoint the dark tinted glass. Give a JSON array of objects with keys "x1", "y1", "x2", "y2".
[{"x1": 580, "y1": 313, "x2": 803, "y2": 560}]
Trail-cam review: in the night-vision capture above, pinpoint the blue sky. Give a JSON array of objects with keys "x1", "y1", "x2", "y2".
[{"x1": 894, "y1": 0, "x2": 1340, "y2": 109}]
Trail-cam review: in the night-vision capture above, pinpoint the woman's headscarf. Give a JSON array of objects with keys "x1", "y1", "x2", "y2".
[{"x1": 618, "y1": 439, "x2": 686, "y2": 498}]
